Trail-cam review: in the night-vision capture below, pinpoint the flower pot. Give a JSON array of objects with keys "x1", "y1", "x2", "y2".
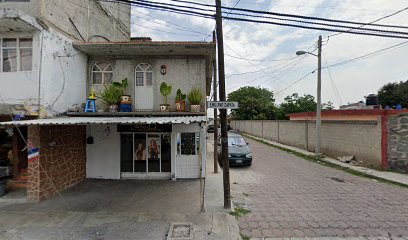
[
  {"x1": 109, "y1": 104, "x2": 118, "y2": 112},
  {"x1": 190, "y1": 104, "x2": 201, "y2": 113},
  {"x1": 175, "y1": 100, "x2": 186, "y2": 112},
  {"x1": 160, "y1": 104, "x2": 170, "y2": 112}
]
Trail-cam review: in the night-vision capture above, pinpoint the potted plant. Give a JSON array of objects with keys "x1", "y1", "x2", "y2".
[
  {"x1": 160, "y1": 82, "x2": 172, "y2": 112},
  {"x1": 98, "y1": 84, "x2": 122, "y2": 112},
  {"x1": 113, "y1": 78, "x2": 132, "y2": 112},
  {"x1": 188, "y1": 86, "x2": 202, "y2": 112},
  {"x1": 175, "y1": 89, "x2": 186, "y2": 112}
]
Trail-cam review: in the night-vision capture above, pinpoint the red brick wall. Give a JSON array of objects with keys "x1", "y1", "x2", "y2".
[{"x1": 27, "y1": 125, "x2": 86, "y2": 201}]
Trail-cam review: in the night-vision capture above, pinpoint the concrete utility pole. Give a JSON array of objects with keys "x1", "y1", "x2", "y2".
[
  {"x1": 212, "y1": 31, "x2": 219, "y2": 174},
  {"x1": 215, "y1": 0, "x2": 231, "y2": 209},
  {"x1": 316, "y1": 35, "x2": 322, "y2": 155}
]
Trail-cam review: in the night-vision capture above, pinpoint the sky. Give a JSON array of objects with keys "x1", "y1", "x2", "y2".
[{"x1": 129, "y1": 0, "x2": 408, "y2": 108}]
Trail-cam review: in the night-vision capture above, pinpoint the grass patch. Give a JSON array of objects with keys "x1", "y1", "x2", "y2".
[
  {"x1": 240, "y1": 233, "x2": 250, "y2": 240},
  {"x1": 242, "y1": 192, "x2": 250, "y2": 197},
  {"x1": 229, "y1": 206, "x2": 251, "y2": 219},
  {"x1": 243, "y1": 134, "x2": 408, "y2": 189}
]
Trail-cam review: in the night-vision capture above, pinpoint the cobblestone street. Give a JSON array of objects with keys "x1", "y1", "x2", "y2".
[{"x1": 229, "y1": 137, "x2": 408, "y2": 239}]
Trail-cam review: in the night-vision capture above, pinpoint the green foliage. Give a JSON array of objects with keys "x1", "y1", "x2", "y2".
[
  {"x1": 188, "y1": 86, "x2": 202, "y2": 105},
  {"x1": 378, "y1": 80, "x2": 408, "y2": 108},
  {"x1": 175, "y1": 89, "x2": 186, "y2": 101},
  {"x1": 227, "y1": 86, "x2": 276, "y2": 120},
  {"x1": 229, "y1": 207, "x2": 251, "y2": 219},
  {"x1": 112, "y1": 78, "x2": 128, "y2": 96},
  {"x1": 98, "y1": 84, "x2": 122, "y2": 105},
  {"x1": 160, "y1": 82, "x2": 172, "y2": 105},
  {"x1": 276, "y1": 93, "x2": 317, "y2": 119}
]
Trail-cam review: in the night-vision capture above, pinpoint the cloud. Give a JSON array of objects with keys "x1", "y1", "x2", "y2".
[{"x1": 129, "y1": 0, "x2": 408, "y2": 107}]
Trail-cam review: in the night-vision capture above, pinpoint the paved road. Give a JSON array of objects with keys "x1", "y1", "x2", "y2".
[{"x1": 230, "y1": 137, "x2": 408, "y2": 239}]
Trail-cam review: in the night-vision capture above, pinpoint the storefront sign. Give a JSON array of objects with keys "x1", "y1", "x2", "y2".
[{"x1": 117, "y1": 124, "x2": 172, "y2": 133}]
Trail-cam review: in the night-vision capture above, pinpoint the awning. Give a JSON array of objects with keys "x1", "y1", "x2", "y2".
[{"x1": 0, "y1": 116, "x2": 207, "y2": 126}]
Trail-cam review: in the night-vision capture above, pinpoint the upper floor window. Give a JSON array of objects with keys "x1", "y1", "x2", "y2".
[
  {"x1": 92, "y1": 62, "x2": 113, "y2": 85},
  {"x1": 135, "y1": 63, "x2": 153, "y2": 87},
  {"x1": 1, "y1": 38, "x2": 32, "y2": 72}
]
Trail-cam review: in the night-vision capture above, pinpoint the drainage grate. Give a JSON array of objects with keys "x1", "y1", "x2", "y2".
[{"x1": 167, "y1": 222, "x2": 193, "y2": 240}]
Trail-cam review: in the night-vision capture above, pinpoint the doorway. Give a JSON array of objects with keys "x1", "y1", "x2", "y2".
[
  {"x1": 134, "y1": 63, "x2": 154, "y2": 111},
  {"x1": 120, "y1": 132, "x2": 171, "y2": 179}
]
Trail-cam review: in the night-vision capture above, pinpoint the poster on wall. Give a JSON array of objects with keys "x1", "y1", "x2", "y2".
[
  {"x1": 134, "y1": 134, "x2": 146, "y2": 161},
  {"x1": 147, "y1": 134, "x2": 161, "y2": 161}
]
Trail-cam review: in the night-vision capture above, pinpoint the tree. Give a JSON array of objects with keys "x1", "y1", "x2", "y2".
[
  {"x1": 227, "y1": 86, "x2": 276, "y2": 120},
  {"x1": 378, "y1": 80, "x2": 408, "y2": 108},
  {"x1": 276, "y1": 93, "x2": 317, "y2": 119}
]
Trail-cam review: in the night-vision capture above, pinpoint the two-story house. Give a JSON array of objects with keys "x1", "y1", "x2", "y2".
[{"x1": 0, "y1": 1, "x2": 214, "y2": 202}]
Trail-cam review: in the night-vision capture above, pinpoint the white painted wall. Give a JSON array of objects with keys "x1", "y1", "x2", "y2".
[
  {"x1": 0, "y1": 9, "x2": 88, "y2": 115},
  {"x1": 0, "y1": 31, "x2": 40, "y2": 108},
  {"x1": 39, "y1": 29, "x2": 87, "y2": 114},
  {"x1": 86, "y1": 124, "x2": 121, "y2": 179}
]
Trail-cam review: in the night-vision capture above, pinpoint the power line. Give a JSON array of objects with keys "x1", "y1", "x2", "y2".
[
  {"x1": 274, "y1": 69, "x2": 317, "y2": 97},
  {"x1": 225, "y1": 53, "x2": 298, "y2": 62},
  {"x1": 323, "y1": 56, "x2": 342, "y2": 106},
  {"x1": 224, "y1": 11, "x2": 408, "y2": 37},
  {"x1": 328, "y1": 6, "x2": 408, "y2": 38},
  {"x1": 226, "y1": 40, "x2": 317, "y2": 90},
  {"x1": 164, "y1": 0, "x2": 408, "y2": 30},
  {"x1": 116, "y1": 0, "x2": 408, "y2": 39},
  {"x1": 323, "y1": 40, "x2": 408, "y2": 68}
]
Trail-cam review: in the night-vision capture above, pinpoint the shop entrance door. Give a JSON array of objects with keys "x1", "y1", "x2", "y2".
[{"x1": 120, "y1": 132, "x2": 171, "y2": 179}]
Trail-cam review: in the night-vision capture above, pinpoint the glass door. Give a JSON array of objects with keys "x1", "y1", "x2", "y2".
[{"x1": 121, "y1": 132, "x2": 171, "y2": 177}]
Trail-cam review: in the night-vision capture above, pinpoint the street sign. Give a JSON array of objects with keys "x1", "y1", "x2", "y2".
[{"x1": 208, "y1": 101, "x2": 239, "y2": 109}]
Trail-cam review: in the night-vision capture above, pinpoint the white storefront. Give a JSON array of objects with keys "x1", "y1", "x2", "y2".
[{"x1": 2, "y1": 116, "x2": 207, "y2": 180}]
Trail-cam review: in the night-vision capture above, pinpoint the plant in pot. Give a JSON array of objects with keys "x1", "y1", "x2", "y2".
[
  {"x1": 175, "y1": 89, "x2": 186, "y2": 112},
  {"x1": 160, "y1": 82, "x2": 172, "y2": 112},
  {"x1": 98, "y1": 84, "x2": 122, "y2": 112},
  {"x1": 188, "y1": 86, "x2": 202, "y2": 113},
  {"x1": 113, "y1": 78, "x2": 132, "y2": 112}
]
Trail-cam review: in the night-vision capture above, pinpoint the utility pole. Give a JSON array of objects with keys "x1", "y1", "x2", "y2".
[
  {"x1": 215, "y1": 0, "x2": 231, "y2": 209},
  {"x1": 316, "y1": 35, "x2": 322, "y2": 155},
  {"x1": 212, "y1": 31, "x2": 219, "y2": 174}
]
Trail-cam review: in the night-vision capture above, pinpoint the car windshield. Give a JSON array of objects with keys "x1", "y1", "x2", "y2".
[{"x1": 228, "y1": 136, "x2": 247, "y2": 147}]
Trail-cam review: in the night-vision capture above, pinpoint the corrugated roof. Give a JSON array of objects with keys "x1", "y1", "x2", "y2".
[{"x1": 0, "y1": 116, "x2": 207, "y2": 126}]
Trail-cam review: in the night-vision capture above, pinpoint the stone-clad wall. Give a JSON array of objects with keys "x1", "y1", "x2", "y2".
[
  {"x1": 231, "y1": 120, "x2": 383, "y2": 169},
  {"x1": 27, "y1": 125, "x2": 86, "y2": 201},
  {"x1": 388, "y1": 114, "x2": 408, "y2": 172}
]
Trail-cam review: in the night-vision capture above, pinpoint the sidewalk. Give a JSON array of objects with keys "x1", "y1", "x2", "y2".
[
  {"x1": 244, "y1": 134, "x2": 408, "y2": 187},
  {"x1": 0, "y1": 142, "x2": 241, "y2": 240}
]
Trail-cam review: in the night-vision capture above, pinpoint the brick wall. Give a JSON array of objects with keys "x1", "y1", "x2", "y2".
[
  {"x1": 231, "y1": 119, "x2": 383, "y2": 169},
  {"x1": 388, "y1": 114, "x2": 408, "y2": 172},
  {"x1": 27, "y1": 125, "x2": 86, "y2": 201}
]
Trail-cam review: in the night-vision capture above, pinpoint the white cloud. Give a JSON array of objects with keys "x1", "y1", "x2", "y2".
[{"x1": 130, "y1": 0, "x2": 408, "y2": 107}]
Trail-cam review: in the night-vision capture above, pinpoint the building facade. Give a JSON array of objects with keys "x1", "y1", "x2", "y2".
[{"x1": 0, "y1": 1, "x2": 215, "y2": 201}]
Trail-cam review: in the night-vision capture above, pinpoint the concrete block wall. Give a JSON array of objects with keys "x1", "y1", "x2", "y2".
[
  {"x1": 27, "y1": 125, "x2": 86, "y2": 201},
  {"x1": 388, "y1": 114, "x2": 408, "y2": 172},
  {"x1": 231, "y1": 120, "x2": 383, "y2": 169},
  {"x1": 279, "y1": 121, "x2": 308, "y2": 149}
]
